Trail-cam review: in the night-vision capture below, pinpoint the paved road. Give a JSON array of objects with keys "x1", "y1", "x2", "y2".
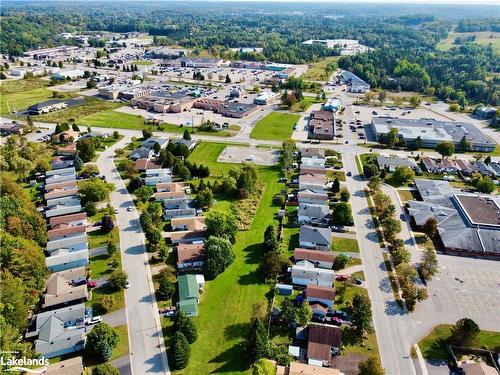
[{"x1": 96, "y1": 137, "x2": 170, "y2": 375}]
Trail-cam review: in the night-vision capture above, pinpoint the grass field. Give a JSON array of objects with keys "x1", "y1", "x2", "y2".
[
  {"x1": 170, "y1": 142, "x2": 285, "y2": 374},
  {"x1": 332, "y1": 236, "x2": 360, "y2": 253},
  {"x1": 290, "y1": 96, "x2": 323, "y2": 112},
  {"x1": 302, "y1": 56, "x2": 341, "y2": 81},
  {"x1": 1, "y1": 87, "x2": 71, "y2": 115},
  {"x1": 78, "y1": 109, "x2": 147, "y2": 129},
  {"x1": 36, "y1": 97, "x2": 121, "y2": 124},
  {"x1": 397, "y1": 189, "x2": 418, "y2": 202},
  {"x1": 188, "y1": 141, "x2": 248, "y2": 177},
  {"x1": 0, "y1": 77, "x2": 50, "y2": 95},
  {"x1": 250, "y1": 112, "x2": 301, "y2": 141},
  {"x1": 418, "y1": 324, "x2": 500, "y2": 359},
  {"x1": 131, "y1": 60, "x2": 154, "y2": 66},
  {"x1": 111, "y1": 324, "x2": 130, "y2": 360},
  {"x1": 437, "y1": 31, "x2": 500, "y2": 54}
]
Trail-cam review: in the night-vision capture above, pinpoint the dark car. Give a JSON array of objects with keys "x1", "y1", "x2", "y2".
[
  {"x1": 353, "y1": 278, "x2": 362, "y2": 285},
  {"x1": 346, "y1": 171, "x2": 352, "y2": 177}
]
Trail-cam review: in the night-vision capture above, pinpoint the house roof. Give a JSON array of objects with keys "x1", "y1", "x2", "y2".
[
  {"x1": 134, "y1": 158, "x2": 162, "y2": 171},
  {"x1": 177, "y1": 299, "x2": 198, "y2": 316},
  {"x1": 300, "y1": 167, "x2": 327, "y2": 175},
  {"x1": 301, "y1": 148, "x2": 325, "y2": 159},
  {"x1": 57, "y1": 143, "x2": 77, "y2": 155},
  {"x1": 28, "y1": 99, "x2": 66, "y2": 110},
  {"x1": 156, "y1": 182, "x2": 186, "y2": 192},
  {"x1": 291, "y1": 264, "x2": 335, "y2": 282},
  {"x1": 299, "y1": 203, "x2": 330, "y2": 219},
  {"x1": 284, "y1": 362, "x2": 341, "y2": 375},
  {"x1": 47, "y1": 225, "x2": 86, "y2": 241},
  {"x1": 299, "y1": 225, "x2": 332, "y2": 247},
  {"x1": 41, "y1": 356, "x2": 84, "y2": 375},
  {"x1": 142, "y1": 137, "x2": 168, "y2": 150},
  {"x1": 376, "y1": 155, "x2": 417, "y2": 169},
  {"x1": 178, "y1": 274, "x2": 199, "y2": 301},
  {"x1": 299, "y1": 173, "x2": 327, "y2": 186},
  {"x1": 310, "y1": 302, "x2": 328, "y2": 312},
  {"x1": 43, "y1": 275, "x2": 88, "y2": 308},
  {"x1": 49, "y1": 212, "x2": 87, "y2": 228},
  {"x1": 462, "y1": 362, "x2": 498, "y2": 375},
  {"x1": 307, "y1": 285, "x2": 336, "y2": 300},
  {"x1": 294, "y1": 248, "x2": 335, "y2": 263},
  {"x1": 34, "y1": 304, "x2": 85, "y2": 331},
  {"x1": 155, "y1": 191, "x2": 186, "y2": 200},
  {"x1": 308, "y1": 323, "x2": 343, "y2": 361},
  {"x1": 177, "y1": 243, "x2": 204, "y2": 265},
  {"x1": 171, "y1": 216, "x2": 205, "y2": 231},
  {"x1": 48, "y1": 267, "x2": 86, "y2": 283}
]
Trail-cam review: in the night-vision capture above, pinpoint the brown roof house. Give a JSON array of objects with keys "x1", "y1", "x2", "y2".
[
  {"x1": 42, "y1": 274, "x2": 89, "y2": 309},
  {"x1": 307, "y1": 323, "x2": 342, "y2": 367},
  {"x1": 177, "y1": 243, "x2": 204, "y2": 269},
  {"x1": 306, "y1": 285, "x2": 335, "y2": 309},
  {"x1": 294, "y1": 248, "x2": 335, "y2": 269}
]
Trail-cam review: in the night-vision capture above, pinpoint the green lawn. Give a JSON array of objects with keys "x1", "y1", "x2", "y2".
[
  {"x1": 0, "y1": 77, "x2": 50, "y2": 95},
  {"x1": 397, "y1": 189, "x2": 418, "y2": 202},
  {"x1": 78, "y1": 109, "x2": 147, "y2": 129},
  {"x1": 418, "y1": 324, "x2": 500, "y2": 359},
  {"x1": 302, "y1": 56, "x2": 341, "y2": 82},
  {"x1": 111, "y1": 325, "x2": 130, "y2": 360},
  {"x1": 332, "y1": 236, "x2": 360, "y2": 253},
  {"x1": 88, "y1": 227, "x2": 119, "y2": 249},
  {"x1": 171, "y1": 143, "x2": 285, "y2": 374},
  {"x1": 1, "y1": 87, "x2": 71, "y2": 115},
  {"x1": 250, "y1": 112, "x2": 300, "y2": 141},
  {"x1": 290, "y1": 96, "x2": 323, "y2": 112},
  {"x1": 90, "y1": 284, "x2": 125, "y2": 312},
  {"x1": 327, "y1": 170, "x2": 346, "y2": 182},
  {"x1": 131, "y1": 60, "x2": 154, "y2": 66},
  {"x1": 36, "y1": 97, "x2": 121, "y2": 124},
  {"x1": 187, "y1": 141, "x2": 247, "y2": 177}
]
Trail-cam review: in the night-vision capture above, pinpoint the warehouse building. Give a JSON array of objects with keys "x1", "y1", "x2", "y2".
[
  {"x1": 339, "y1": 71, "x2": 370, "y2": 93},
  {"x1": 370, "y1": 117, "x2": 496, "y2": 152},
  {"x1": 254, "y1": 91, "x2": 281, "y2": 105},
  {"x1": 193, "y1": 99, "x2": 259, "y2": 118}
]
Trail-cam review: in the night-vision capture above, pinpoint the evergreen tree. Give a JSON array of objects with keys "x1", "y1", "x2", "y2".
[
  {"x1": 247, "y1": 318, "x2": 269, "y2": 364},
  {"x1": 174, "y1": 311, "x2": 198, "y2": 344},
  {"x1": 170, "y1": 331, "x2": 190, "y2": 370}
]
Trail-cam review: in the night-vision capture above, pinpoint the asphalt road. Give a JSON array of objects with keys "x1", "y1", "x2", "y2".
[{"x1": 96, "y1": 137, "x2": 170, "y2": 375}]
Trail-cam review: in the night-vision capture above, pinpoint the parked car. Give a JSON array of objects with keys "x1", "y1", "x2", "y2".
[
  {"x1": 346, "y1": 171, "x2": 352, "y2": 177},
  {"x1": 331, "y1": 225, "x2": 346, "y2": 233},
  {"x1": 125, "y1": 280, "x2": 130, "y2": 289},
  {"x1": 85, "y1": 316, "x2": 102, "y2": 325},
  {"x1": 353, "y1": 278, "x2": 363, "y2": 285},
  {"x1": 114, "y1": 208, "x2": 119, "y2": 214},
  {"x1": 335, "y1": 274, "x2": 349, "y2": 281},
  {"x1": 127, "y1": 206, "x2": 133, "y2": 212},
  {"x1": 87, "y1": 281, "x2": 97, "y2": 288}
]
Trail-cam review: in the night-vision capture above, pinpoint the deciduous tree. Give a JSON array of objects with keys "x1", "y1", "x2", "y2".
[{"x1": 85, "y1": 323, "x2": 118, "y2": 362}]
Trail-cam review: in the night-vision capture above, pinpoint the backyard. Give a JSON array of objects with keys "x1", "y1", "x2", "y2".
[{"x1": 250, "y1": 111, "x2": 301, "y2": 141}]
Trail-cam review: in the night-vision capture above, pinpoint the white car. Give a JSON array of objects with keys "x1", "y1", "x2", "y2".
[
  {"x1": 114, "y1": 208, "x2": 119, "y2": 214},
  {"x1": 125, "y1": 280, "x2": 130, "y2": 289},
  {"x1": 85, "y1": 316, "x2": 102, "y2": 325},
  {"x1": 127, "y1": 206, "x2": 133, "y2": 212}
]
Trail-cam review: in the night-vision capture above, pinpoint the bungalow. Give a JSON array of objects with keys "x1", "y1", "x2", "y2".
[
  {"x1": 291, "y1": 262, "x2": 335, "y2": 287},
  {"x1": 51, "y1": 156, "x2": 74, "y2": 170},
  {"x1": 455, "y1": 159, "x2": 476, "y2": 176},
  {"x1": 45, "y1": 167, "x2": 76, "y2": 185},
  {"x1": 376, "y1": 155, "x2": 418, "y2": 172},
  {"x1": 298, "y1": 203, "x2": 330, "y2": 224},
  {"x1": 302, "y1": 157, "x2": 326, "y2": 168},
  {"x1": 155, "y1": 190, "x2": 186, "y2": 202},
  {"x1": 177, "y1": 274, "x2": 200, "y2": 317},
  {"x1": 57, "y1": 143, "x2": 77, "y2": 156},
  {"x1": 177, "y1": 243, "x2": 204, "y2": 269},
  {"x1": 300, "y1": 166, "x2": 327, "y2": 176},
  {"x1": 276, "y1": 362, "x2": 342, "y2": 375},
  {"x1": 489, "y1": 162, "x2": 500, "y2": 177},
  {"x1": 164, "y1": 208, "x2": 197, "y2": 220},
  {"x1": 171, "y1": 138, "x2": 197, "y2": 151},
  {"x1": 156, "y1": 182, "x2": 186, "y2": 193},
  {"x1": 298, "y1": 190, "x2": 329, "y2": 206},
  {"x1": 307, "y1": 323, "x2": 343, "y2": 366},
  {"x1": 142, "y1": 137, "x2": 169, "y2": 150},
  {"x1": 50, "y1": 267, "x2": 87, "y2": 286},
  {"x1": 163, "y1": 197, "x2": 192, "y2": 210},
  {"x1": 294, "y1": 248, "x2": 335, "y2": 269},
  {"x1": 58, "y1": 129, "x2": 80, "y2": 143},
  {"x1": 306, "y1": 285, "x2": 335, "y2": 309},
  {"x1": 299, "y1": 225, "x2": 332, "y2": 251},
  {"x1": 144, "y1": 168, "x2": 172, "y2": 185},
  {"x1": 473, "y1": 161, "x2": 494, "y2": 176},
  {"x1": 299, "y1": 174, "x2": 327, "y2": 194},
  {"x1": 44, "y1": 181, "x2": 78, "y2": 200},
  {"x1": 46, "y1": 248, "x2": 89, "y2": 272},
  {"x1": 49, "y1": 212, "x2": 87, "y2": 229},
  {"x1": 129, "y1": 147, "x2": 154, "y2": 161},
  {"x1": 42, "y1": 274, "x2": 89, "y2": 309},
  {"x1": 26, "y1": 304, "x2": 85, "y2": 359},
  {"x1": 301, "y1": 148, "x2": 325, "y2": 159},
  {"x1": 421, "y1": 157, "x2": 459, "y2": 174},
  {"x1": 171, "y1": 216, "x2": 205, "y2": 232},
  {"x1": 46, "y1": 233, "x2": 88, "y2": 255},
  {"x1": 47, "y1": 225, "x2": 86, "y2": 242},
  {"x1": 45, "y1": 197, "x2": 82, "y2": 218},
  {"x1": 134, "y1": 158, "x2": 162, "y2": 172}
]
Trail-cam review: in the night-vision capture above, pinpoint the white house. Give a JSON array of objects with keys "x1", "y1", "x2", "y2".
[{"x1": 291, "y1": 262, "x2": 335, "y2": 287}]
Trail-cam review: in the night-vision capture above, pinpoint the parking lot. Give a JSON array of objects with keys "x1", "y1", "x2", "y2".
[{"x1": 217, "y1": 145, "x2": 280, "y2": 165}]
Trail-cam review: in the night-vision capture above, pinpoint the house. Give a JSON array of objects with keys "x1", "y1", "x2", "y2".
[
  {"x1": 26, "y1": 304, "x2": 85, "y2": 359},
  {"x1": 129, "y1": 147, "x2": 154, "y2": 161},
  {"x1": 170, "y1": 138, "x2": 197, "y2": 151},
  {"x1": 164, "y1": 208, "x2": 197, "y2": 220},
  {"x1": 276, "y1": 362, "x2": 342, "y2": 375},
  {"x1": 306, "y1": 285, "x2": 335, "y2": 309},
  {"x1": 299, "y1": 225, "x2": 332, "y2": 251},
  {"x1": 310, "y1": 302, "x2": 329, "y2": 318},
  {"x1": 376, "y1": 155, "x2": 418, "y2": 172},
  {"x1": 141, "y1": 137, "x2": 169, "y2": 150},
  {"x1": 300, "y1": 166, "x2": 328, "y2": 176},
  {"x1": 144, "y1": 168, "x2": 172, "y2": 185},
  {"x1": 307, "y1": 323, "x2": 343, "y2": 366},
  {"x1": 294, "y1": 248, "x2": 335, "y2": 269},
  {"x1": 171, "y1": 216, "x2": 205, "y2": 232},
  {"x1": 163, "y1": 197, "x2": 192, "y2": 210},
  {"x1": 44, "y1": 181, "x2": 78, "y2": 200},
  {"x1": 49, "y1": 267, "x2": 87, "y2": 286},
  {"x1": 301, "y1": 148, "x2": 325, "y2": 159},
  {"x1": 421, "y1": 157, "x2": 459, "y2": 174},
  {"x1": 298, "y1": 203, "x2": 330, "y2": 224},
  {"x1": 473, "y1": 161, "x2": 494, "y2": 176},
  {"x1": 46, "y1": 248, "x2": 89, "y2": 272},
  {"x1": 299, "y1": 174, "x2": 327, "y2": 194},
  {"x1": 57, "y1": 143, "x2": 77, "y2": 156},
  {"x1": 47, "y1": 225, "x2": 86, "y2": 242},
  {"x1": 0, "y1": 121, "x2": 24, "y2": 135},
  {"x1": 302, "y1": 157, "x2": 326, "y2": 168},
  {"x1": 489, "y1": 162, "x2": 500, "y2": 177},
  {"x1": 455, "y1": 159, "x2": 476, "y2": 176},
  {"x1": 155, "y1": 190, "x2": 186, "y2": 202},
  {"x1": 51, "y1": 156, "x2": 74, "y2": 170},
  {"x1": 177, "y1": 274, "x2": 200, "y2": 317},
  {"x1": 134, "y1": 158, "x2": 162, "y2": 172},
  {"x1": 58, "y1": 129, "x2": 80, "y2": 143},
  {"x1": 45, "y1": 167, "x2": 76, "y2": 185},
  {"x1": 298, "y1": 190, "x2": 329, "y2": 206},
  {"x1": 42, "y1": 274, "x2": 89, "y2": 309},
  {"x1": 45, "y1": 197, "x2": 82, "y2": 218},
  {"x1": 177, "y1": 243, "x2": 204, "y2": 269},
  {"x1": 156, "y1": 182, "x2": 186, "y2": 193},
  {"x1": 49, "y1": 212, "x2": 87, "y2": 229},
  {"x1": 291, "y1": 262, "x2": 335, "y2": 287},
  {"x1": 46, "y1": 233, "x2": 88, "y2": 255},
  {"x1": 41, "y1": 356, "x2": 84, "y2": 375},
  {"x1": 461, "y1": 362, "x2": 498, "y2": 375},
  {"x1": 27, "y1": 99, "x2": 67, "y2": 115}
]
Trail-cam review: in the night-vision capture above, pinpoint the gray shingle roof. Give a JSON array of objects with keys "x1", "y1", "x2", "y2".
[{"x1": 299, "y1": 225, "x2": 331, "y2": 247}]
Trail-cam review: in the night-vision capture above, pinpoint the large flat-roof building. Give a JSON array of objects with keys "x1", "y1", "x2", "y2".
[
  {"x1": 193, "y1": 99, "x2": 259, "y2": 118},
  {"x1": 370, "y1": 117, "x2": 496, "y2": 152},
  {"x1": 339, "y1": 71, "x2": 370, "y2": 93},
  {"x1": 408, "y1": 179, "x2": 500, "y2": 259}
]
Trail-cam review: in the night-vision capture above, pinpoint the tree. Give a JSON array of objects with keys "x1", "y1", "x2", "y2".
[
  {"x1": 205, "y1": 210, "x2": 238, "y2": 243},
  {"x1": 381, "y1": 217, "x2": 401, "y2": 242},
  {"x1": 76, "y1": 138, "x2": 95, "y2": 162},
  {"x1": 475, "y1": 176, "x2": 495, "y2": 194},
  {"x1": 176, "y1": 164, "x2": 191, "y2": 180},
  {"x1": 373, "y1": 191, "x2": 393, "y2": 219},
  {"x1": 128, "y1": 176, "x2": 144, "y2": 192},
  {"x1": 331, "y1": 177, "x2": 341, "y2": 193},
  {"x1": 101, "y1": 215, "x2": 114, "y2": 232},
  {"x1": 359, "y1": 358, "x2": 385, "y2": 375},
  {"x1": 203, "y1": 236, "x2": 235, "y2": 279},
  {"x1": 384, "y1": 128, "x2": 399, "y2": 148},
  {"x1": 158, "y1": 275, "x2": 175, "y2": 301},
  {"x1": 170, "y1": 331, "x2": 190, "y2": 370},
  {"x1": 79, "y1": 177, "x2": 114, "y2": 204},
  {"x1": 193, "y1": 188, "x2": 213, "y2": 209},
  {"x1": 350, "y1": 293, "x2": 373, "y2": 335},
  {"x1": 422, "y1": 218, "x2": 438, "y2": 240},
  {"x1": 73, "y1": 155, "x2": 84, "y2": 171},
  {"x1": 296, "y1": 302, "x2": 313, "y2": 325},
  {"x1": 183, "y1": 128, "x2": 191, "y2": 141},
  {"x1": 118, "y1": 159, "x2": 136, "y2": 178},
  {"x1": 109, "y1": 270, "x2": 128, "y2": 290},
  {"x1": 135, "y1": 185, "x2": 154, "y2": 202},
  {"x1": 106, "y1": 240, "x2": 117, "y2": 255},
  {"x1": 85, "y1": 201, "x2": 97, "y2": 216},
  {"x1": 272, "y1": 193, "x2": 286, "y2": 206},
  {"x1": 363, "y1": 163, "x2": 379, "y2": 179},
  {"x1": 142, "y1": 129, "x2": 153, "y2": 139},
  {"x1": 414, "y1": 136, "x2": 423, "y2": 149},
  {"x1": 225, "y1": 74, "x2": 231, "y2": 83},
  {"x1": 435, "y1": 141, "x2": 455, "y2": 159},
  {"x1": 458, "y1": 136, "x2": 472, "y2": 151},
  {"x1": 260, "y1": 251, "x2": 286, "y2": 280},
  {"x1": 340, "y1": 188, "x2": 350, "y2": 202},
  {"x1": 449, "y1": 103, "x2": 460, "y2": 112},
  {"x1": 174, "y1": 310, "x2": 198, "y2": 344},
  {"x1": 449, "y1": 318, "x2": 480, "y2": 347},
  {"x1": 252, "y1": 358, "x2": 275, "y2": 375},
  {"x1": 93, "y1": 364, "x2": 120, "y2": 375},
  {"x1": 378, "y1": 90, "x2": 387, "y2": 105},
  {"x1": 93, "y1": 295, "x2": 115, "y2": 314},
  {"x1": 331, "y1": 202, "x2": 353, "y2": 226},
  {"x1": 85, "y1": 323, "x2": 118, "y2": 362},
  {"x1": 392, "y1": 166, "x2": 415, "y2": 186},
  {"x1": 247, "y1": 318, "x2": 269, "y2": 364},
  {"x1": 263, "y1": 225, "x2": 279, "y2": 253},
  {"x1": 280, "y1": 297, "x2": 296, "y2": 327},
  {"x1": 333, "y1": 253, "x2": 350, "y2": 271},
  {"x1": 409, "y1": 95, "x2": 422, "y2": 108},
  {"x1": 391, "y1": 245, "x2": 411, "y2": 266},
  {"x1": 420, "y1": 248, "x2": 438, "y2": 281}
]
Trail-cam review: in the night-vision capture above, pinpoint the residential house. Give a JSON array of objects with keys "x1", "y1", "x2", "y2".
[
  {"x1": 171, "y1": 138, "x2": 197, "y2": 151},
  {"x1": 298, "y1": 203, "x2": 330, "y2": 224},
  {"x1": 0, "y1": 121, "x2": 24, "y2": 135},
  {"x1": 299, "y1": 174, "x2": 327, "y2": 194},
  {"x1": 376, "y1": 155, "x2": 418, "y2": 172},
  {"x1": 421, "y1": 157, "x2": 459, "y2": 174},
  {"x1": 51, "y1": 156, "x2": 74, "y2": 170},
  {"x1": 26, "y1": 304, "x2": 85, "y2": 359},
  {"x1": 46, "y1": 248, "x2": 89, "y2": 272},
  {"x1": 44, "y1": 181, "x2": 78, "y2": 200},
  {"x1": 307, "y1": 323, "x2": 343, "y2": 366},
  {"x1": 294, "y1": 248, "x2": 335, "y2": 269},
  {"x1": 49, "y1": 267, "x2": 87, "y2": 286},
  {"x1": 301, "y1": 148, "x2": 326, "y2": 159},
  {"x1": 45, "y1": 167, "x2": 76, "y2": 185},
  {"x1": 300, "y1": 166, "x2": 328, "y2": 176},
  {"x1": 306, "y1": 285, "x2": 335, "y2": 309},
  {"x1": 45, "y1": 197, "x2": 82, "y2": 218},
  {"x1": 134, "y1": 158, "x2": 162, "y2": 172},
  {"x1": 47, "y1": 225, "x2": 86, "y2": 242},
  {"x1": 42, "y1": 274, "x2": 89, "y2": 309},
  {"x1": 170, "y1": 217, "x2": 206, "y2": 244},
  {"x1": 276, "y1": 362, "x2": 342, "y2": 375},
  {"x1": 49, "y1": 212, "x2": 87, "y2": 229},
  {"x1": 46, "y1": 233, "x2": 88, "y2": 255},
  {"x1": 141, "y1": 137, "x2": 169, "y2": 150},
  {"x1": 455, "y1": 159, "x2": 476, "y2": 176},
  {"x1": 129, "y1": 147, "x2": 154, "y2": 161},
  {"x1": 291, "y1": 261, "x2": 335, "y2": 287},
  {"x1": 489, "y1": 162, "x2": 500, "y2": 177},
  {"x1": 164, "y1": 208, "x2": 197, "y2": 220},
  {"x1": 298, "y1": 190, "x2": 329, "y2": 206},
  {"x1": 155, "y1": 190, "x2": 186, "y2": 202},
  {"x1": 144, "y1": 168, "x2": 172, "y2": 185},
  {"x1": 156, "y1": 182, "x2": 186, "y2": 193},
  {"x1": 58, "y1": 129, "x2": 80, "y2": 143},
  {"x1": 57, "y1": 143, "x2": 77, "y2": 156},
  {"x1": 299, "y1": 225, "x2": 332, "y2": 251},
  {"x1": 302, "y1": 157, "x2": 326, "y2": 168},
  {"x1": 177, "y1": 243, "x2": 204, "y2": 269},
  {"x1": 473, "y1": 161, "x2": 494, "y2": 176},
  {"x1": 163, "y1": 197, "x2": 192, "y2": 210},
  {"x1": 177, "y1": 274, "x2": 200, "y2": 317},
  {"x1": 41, "y1": 356, "x2": 84, "y2": 375}
]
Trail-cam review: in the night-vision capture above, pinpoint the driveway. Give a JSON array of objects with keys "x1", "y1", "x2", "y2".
[{"x1": 96, "y1": 137, "x2": 170, "y2": 375}]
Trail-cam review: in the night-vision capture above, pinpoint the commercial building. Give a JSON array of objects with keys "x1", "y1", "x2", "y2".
[
  {"x1": 193, "y1": 99, "x2": 259, "y2": 118},
  {"x1": 302, "y1": 39, "x2": 371, "y2": 55},
  {"x1": 164, "y1": 57, "x2": 223, "y2": 69},
  {"x1": 51, "y1": 69, "x2": 85, "y2": 81},
  {"x1": 145, "y1": 47, "x2": 186, "y2": 59},
  {"x1": 408, "y1": 179, "x2": 500, "y2": 259},
  {"x1": 370, "y1": 117, "x2": 496, "y2": 152},
  {"x1": 339, "y1": 71, "x2": 370, "y2": 93},
  {"x1": 23, "y1": 46, "x2": 79, "y2": 60},
  {"x1": 98, "y1": 81, "x2": 142, "y2": 100},
  {"x1": 323, "y1": 97, "x2": 343, "y2": 112},
  {"x1": 309, "y1": 110, "x2": 335, "y2": 140},
  {"x1": 229, "y1": 60, "x2": 289, "y2": 71},
  {"x1": 254, "y1": 91, "x2": 281, "y2": 105},
  {"x1": 474, "y1": 106, "x2": 497, "y2": 119},
  {"x1": 27, "y1": 99, "x2": 68, "y2": 115},
  {"x1": 131, "y1": 89, "x2": 198, "y2": 113}
]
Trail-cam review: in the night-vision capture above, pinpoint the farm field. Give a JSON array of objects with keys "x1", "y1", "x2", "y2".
[{"x1": 437, "y1": 31, "x2": 500, "y2": 54}]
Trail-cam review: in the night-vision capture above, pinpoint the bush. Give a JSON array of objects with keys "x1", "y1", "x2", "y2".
[
  {"x1": 93, "y1": 364, "x2": 120, "y2": 375},
  {"x1": 333, "y1": 253, "x2": 350, "y2": 271},
  {"x1": 272, "y1": 193, "x2": 286, "y2": 206},
  {"x1": 108, "y1": 270, "x2": 128, "y2": 290},
  {"x1": 93, "y1": 295, "x2": 115, "y2": 314},
  {"x1": 85, "y1": 201, "x2": 97, "y2": 216}
]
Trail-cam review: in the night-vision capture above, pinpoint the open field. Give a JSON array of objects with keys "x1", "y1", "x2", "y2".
[
  {"x1": 418, "y1": 324, "x2": 500, "y2": 359},
  {"x1": 78, "y1": 109, "x2": 147, "y2": 129},
  {"x1": 188, "y1": 141, "x2": 247, "y2": 177},
  {"x1": 302, "y1": 56, "x2": 340, "y2": 81},
  {"x1": 1, "y1": 87, "x2": 71, "y2": 115},
  {"x1": 36, "y1": 97, "x2": 121, "y2": 123},
  {"x1": 111, "y1": 325, "x2": 130, "y2": 361},
  {"x1": 250, "y1": 111, "x2": 301, "y2": 141},
  {"x1": 131, "y1": 60, "x2": 154, "y2": 66},
  {"x1": 0, "y1": 77, "x2": 51, "y2": 95},
  {"x1": 332, "y1": 236, "x2": 360, "y2": 253},
  {"x1": 437, "y1": 31, "x2": 500, "y2": 54},
  {"x1": 290, "y1": 96, "x2": 323, "y2": 112}
]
